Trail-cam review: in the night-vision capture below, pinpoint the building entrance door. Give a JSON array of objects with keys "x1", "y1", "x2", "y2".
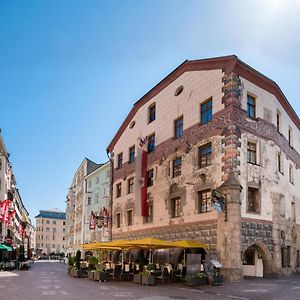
[{"x1": 243, "y1": 246, "x2": 263, "y2": 277}]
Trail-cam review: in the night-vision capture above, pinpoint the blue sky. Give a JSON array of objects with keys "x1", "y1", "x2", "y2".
[{"x1": 1, "y1": 0, "x2": 300, "y2": 222}]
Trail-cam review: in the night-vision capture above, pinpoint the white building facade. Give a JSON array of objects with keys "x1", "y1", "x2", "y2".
[{"x1": 83, "y1": 162, "x2": 110, "y2": 243}]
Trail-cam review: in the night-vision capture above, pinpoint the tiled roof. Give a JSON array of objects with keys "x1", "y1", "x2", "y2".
[{"x1": 35, "y1": 209, "x2": 66, "y2": 220}]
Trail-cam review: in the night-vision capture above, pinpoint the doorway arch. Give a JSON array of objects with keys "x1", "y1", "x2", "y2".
[{"x1": 242, "y1": 241, "x2": 272, "y2": 277}]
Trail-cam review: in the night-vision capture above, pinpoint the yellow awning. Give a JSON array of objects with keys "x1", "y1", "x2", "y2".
[
  {"x1": 123, "y1": 237, "x2": 176, "y2": 249},
  {"x1": 170, "y1": 240, "x2": 209, "y2": 249}
]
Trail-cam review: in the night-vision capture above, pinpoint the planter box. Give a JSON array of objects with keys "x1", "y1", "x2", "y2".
[
  {"x1": 186, "y1": 277, "x2": 207, "y2": 287},
  {"x1": 95, "y1": 271, "x2": 108, "y2": 282},
  {"x1": 133, "y1": 274, "x2": 142, "y2": 284},
  {"x1": 68, "y1": 267, "x2": 73, "y2": 275},
  {"x1": 141, "y1": 274, "x2": 156, "y2": 286},
  {"x1": 70, "y1": 268, "x2": 76, "y2": 277},
  {"x1": 74, "y1": 269, "x2": 84, "y2": 278},
  {"x1": 88, "y1": 271, "x2": 95, "y2": 280}
]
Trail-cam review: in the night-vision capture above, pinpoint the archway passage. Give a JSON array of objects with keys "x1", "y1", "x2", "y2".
[{"x1": 243, "y1": 242, "x2": 272, "y2": 277}]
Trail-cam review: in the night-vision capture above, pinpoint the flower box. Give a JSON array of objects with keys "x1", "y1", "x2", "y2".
[
  {"x1": 95, "y1": 271, "x2": 108, "y2": 282},
  {"x1": 141, "y1": 274, "x2": 156, "y2": 286},
  {"x1": 185, "y1": 277, "x2": 207, "y2": 287},
  {"x1": 133, "y1": 274, "x2": 142, "y2": 284},
  {"x1": 88, "y1": 271, "x2": 95, "y2": 280}
]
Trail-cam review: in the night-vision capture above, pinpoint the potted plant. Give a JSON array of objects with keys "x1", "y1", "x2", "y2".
[
  {"x1": 94, "y1": 269, "x2": 108, "y2": 282},
  {"x1": 141, "y1": 270, "x2": 156, "y2": 286},
  {"x1": 68, "y1": 256, "x2": 76, "y2": 275},
  {"x1": 88, "y1": 256, "x2": 98, "y2": 270},
  {"x1": 185, "y1": 273, "x2": 207, "y2": 287}
]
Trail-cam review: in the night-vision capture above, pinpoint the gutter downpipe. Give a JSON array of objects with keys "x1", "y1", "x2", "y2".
[{"x1": 106, "y1": 150, "x2": 114, "y2": 242}]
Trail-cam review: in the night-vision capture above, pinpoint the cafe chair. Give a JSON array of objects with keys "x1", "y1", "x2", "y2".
[
  {"x1": 156, "y1": 267, "x2": 169, "y2": 284},
  {"x1": 109, "y1": 264, "x2": 122, "y2": 280},
  {"x1": 174, "y1": 266, "x2": 186, "y2": 281}
]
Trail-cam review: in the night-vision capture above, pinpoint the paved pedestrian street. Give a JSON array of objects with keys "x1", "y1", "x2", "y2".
[{"x1": 1, "y1": 262, "x2": 300, "y2": 300}]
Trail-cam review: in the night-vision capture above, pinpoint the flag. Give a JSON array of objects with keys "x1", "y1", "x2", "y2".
[
  {"x1": 18, "y1": 224, "x2": 26, "y2": 240},
  {"x1": 102, "y1": 207, "x2": 109, "y2": 227},
  {"x1": 0, "y1": 199, "x2": 11, "y2": 223},
  {"x1": 134, "y1": 137, "x2": 148, "y2": 217},
  {"x1": 89, "y1": 211, "x2": 96, "y2": 230},
  {"x1": 5, "y1": 209, "x2": 15, "y2": 227}
]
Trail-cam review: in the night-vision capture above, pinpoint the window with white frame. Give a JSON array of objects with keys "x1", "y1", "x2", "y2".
[{"x1": 247, "y1": 142, "x2": 257, "y2": 164}]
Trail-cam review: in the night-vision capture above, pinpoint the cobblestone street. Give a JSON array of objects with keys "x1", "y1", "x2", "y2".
[{"x1": 1, "y1": 262, "x2": 300, "y2": 300}]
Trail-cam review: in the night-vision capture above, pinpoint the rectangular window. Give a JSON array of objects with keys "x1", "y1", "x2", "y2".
[
  {"x1": 146, "y1": 203, "x2": 153, "y2": 223},
  {"x1": 296, "y1": 250, "x2": 300, "y2": 268},
  {"x1": 278, "y1": 152, "x2": 283, "y2": 174},
  {"x1": 172, "y1": 157, "x2": 182, "y2": 178},
  {"x1": 171, "y1": 197, "x2": 181, "y2": 218},
  {"x1": 96, "y1": 176, "x2": 100, "y2": 184},
  {"x1": 87, "y1": 197, "x2": 91, "y2": 205},
  {"x1": 127, "y1": 210, "x2": 133, "y2": 226},
  {"x1": 147, "y1": 169, "x2": 154, "y2": 187},
  {"x1": 46, "y1": 220, "x2": 49, "y2": 224},
  {"x1": 292, "y1": 198, "x2": 296, "y2": 222},
  {"x1": 199, "y1": 143, "x2": 212, "y2": 168},
  {"x1": 174, "y1": 116, "x2": 183, "y2": 139},
  {"x1": 129, "y1": 146, "x2": 135, "y2": 163},
  {"x1": 117, "y1": 153, "x2": 123, "y2": 169},
  {"x1": 116, "y1": 183, "x2": 122, "y2": 198},
  {"x1": 148, "y1": 134, "x2": 155, "y2": 153},
  {"x1": 287, "y1": 246, "x2": 291, "y2": 267},
  {"x1": 53, "y1": 220, "x2": 56, "y2": 225},
  {"x1": 288, "y1": 126, "x2": 293, "y2": 147},
  {"x1": 247, "y1": 142, "x2": 257, "y2": 164},
  {"x1": 198, "y1": 190, "x2": 211, "y2": 213},
  {"x1": 88, "y1": 180, "x2": 92, "y2": 188},
  {"x1": 247, "y1": 95, "x2": 256, "y2": 118},
  {"x1": 277, "y1": 110, "x2": 281, "y2": 133},
  {"x1": 148, "y1": 103, "x2": 156, "y2": 123},
  {"x1": 247, "y1": 187, "x2": 260, "y2": 213},
  {"x1": 63, "y1": 221, "x2": 66, "y2": 226},
  {"x1": 289, "y1": 165, "x2": 294, "y2": 184},
  {"x1": 116, "y1": 213, "x2": 121, "y2": 228},
  {"x1": 127, "y1": 177, "x2": 134, "y2": 194},
  {"x1": 201, "y1": 99, "x2": 212, "y2": 124}
]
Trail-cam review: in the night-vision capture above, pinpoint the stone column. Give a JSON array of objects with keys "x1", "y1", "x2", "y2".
[{"x1": 217, "y1": 172, "x2": 243, "y2": 281}]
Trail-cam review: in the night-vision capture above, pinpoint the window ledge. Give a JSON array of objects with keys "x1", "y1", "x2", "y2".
[
  {"x1": 247, "y1": 162, "x2": 260, "y2": 167},
  {"x1": 246, "y1": 210, "x2": 261, "y2": 215},
  {"x1": 197, "y1": 210, "x2": 211, "y2": 214}
]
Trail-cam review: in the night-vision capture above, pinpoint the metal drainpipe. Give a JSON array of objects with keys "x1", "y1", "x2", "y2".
[{"x1": 106, "y1": 150, "x2": 114, "y2": 242}]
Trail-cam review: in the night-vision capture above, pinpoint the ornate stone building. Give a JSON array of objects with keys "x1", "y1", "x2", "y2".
[{"x1": 107, "y1": 55, "x2": 300, "y2": 280}]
